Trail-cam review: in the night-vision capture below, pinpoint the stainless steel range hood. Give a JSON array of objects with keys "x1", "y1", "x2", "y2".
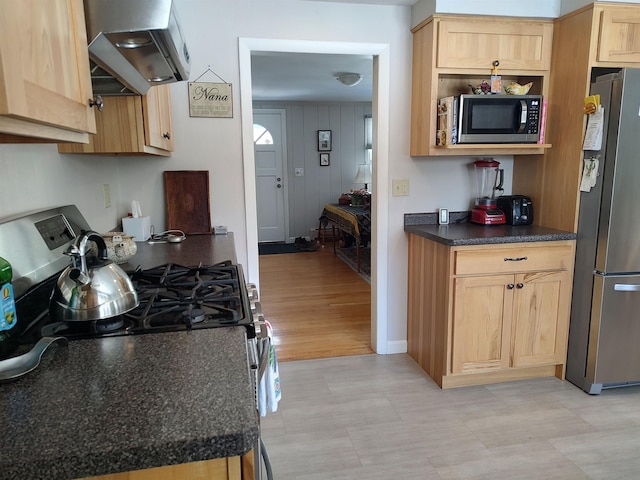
[{"x1": 84, "y1": 0, "x2": 191, "y2": 95}]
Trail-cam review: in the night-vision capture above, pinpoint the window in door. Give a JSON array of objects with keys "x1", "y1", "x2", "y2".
[{"x1": 253, "y1": 123, "x2": 273, "y2": 145}]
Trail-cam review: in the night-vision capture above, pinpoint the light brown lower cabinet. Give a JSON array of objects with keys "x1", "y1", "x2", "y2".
[
  {"x1": 78, "y1": 451, "x2": 254, "y2": 480},
  {"x1": 407, "y1": 234, "x2": 575, "y2": 389}
]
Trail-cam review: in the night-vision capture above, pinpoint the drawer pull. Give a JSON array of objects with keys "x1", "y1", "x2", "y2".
[
  {"x1": 504, "y1": 256, "x2": 528, "y2": 262},
  {"x1": 614, "y1": 284, "x2": 640, "y2": 292}
]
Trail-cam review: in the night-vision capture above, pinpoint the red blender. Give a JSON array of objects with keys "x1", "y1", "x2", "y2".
[{"x1": 471, "y1": 159, "x2": 506, "y2": 225}]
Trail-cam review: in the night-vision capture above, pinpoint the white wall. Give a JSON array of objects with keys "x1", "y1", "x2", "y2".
[
  {"x1": 413, "y1": 0, "x2": 640, "y2": 25},
  {"x1": 0, "y1": 145, "x2": 122, "y2": 234},
  {"x1": 412, "y1": 0, "x2": 560, "y2": 27},
  {"x1": 561, "y1": 0, "x2": 640, "y2": 15}
]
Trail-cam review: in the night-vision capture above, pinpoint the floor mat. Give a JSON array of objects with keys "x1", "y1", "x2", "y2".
[{"x1": 258, "y1": 243, "x2": 300, "y2": 255}]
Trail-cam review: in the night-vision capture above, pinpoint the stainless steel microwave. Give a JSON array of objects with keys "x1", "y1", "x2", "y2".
[{"x1": 457, "y1": 94, "x2": 543, "y2": 144}]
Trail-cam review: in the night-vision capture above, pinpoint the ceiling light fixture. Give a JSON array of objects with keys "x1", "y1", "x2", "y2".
[{"x1": 336, "y1": 73, "x2": 363, "y2": 87}]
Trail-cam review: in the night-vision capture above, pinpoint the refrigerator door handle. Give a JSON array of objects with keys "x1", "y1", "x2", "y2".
[{"x1": 614, "y1": 284, "x2": 640, "y2": 292}]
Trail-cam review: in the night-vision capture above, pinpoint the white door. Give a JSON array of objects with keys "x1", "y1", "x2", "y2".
[{"x1": 254, "y1": 110, "x2": 287, "y2": 243}]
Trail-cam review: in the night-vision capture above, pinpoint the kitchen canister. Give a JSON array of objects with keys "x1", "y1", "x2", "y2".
[{"x1": 90, "y1": 232, "x2": 138, "y2": 264}]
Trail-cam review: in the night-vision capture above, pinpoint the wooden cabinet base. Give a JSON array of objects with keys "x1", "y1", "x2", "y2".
[
  {"x1": 439, "y1": 364, "x2": 564, "y2": 389},
  {"x1": 407, "y1": 233, "x2": 574, "y2": 389},
  {"x1": 78, "y1": 451, "x2": 255, "y2": 480}
]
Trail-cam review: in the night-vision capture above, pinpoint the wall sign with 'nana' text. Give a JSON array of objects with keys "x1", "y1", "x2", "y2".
[{"x1": 188, "y1": 82, "x2": 233, "y2": 118}]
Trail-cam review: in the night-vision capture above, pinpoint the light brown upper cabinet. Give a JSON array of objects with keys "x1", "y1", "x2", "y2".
[
  {"x1": 0, "y1": 0, "x2": 97, "y2": 144},
  {"x1": 436, "y1": 17, "x2": 552, "y2": 71},
  {"x1": 512, "y1": 3, "x2": 640, "y2": 233},
  {"x1": 58, "y1": 85, "x2": 174, "y2": 156},
  {"x1": 597, "y1": 8, "x2": 640, "y2": 63},
  {"x1": 410, "y1": 14, "x2": 553, "y2": 157}
]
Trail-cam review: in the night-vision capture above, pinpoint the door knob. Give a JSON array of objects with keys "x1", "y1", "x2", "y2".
[
  {"x1": 277, "y1": 184, "x2": 282, "y2": 188},
  {"x1": 277, "y1": 177, "x2": 281, "y2": 182},
  {"x1": 88, "y1": 95, "x2": 104, "y2": 111}
]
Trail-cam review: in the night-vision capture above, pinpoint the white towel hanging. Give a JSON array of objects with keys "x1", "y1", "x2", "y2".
[{"x1": 258, "y1": 320, "x2": 281, "y2": 417}]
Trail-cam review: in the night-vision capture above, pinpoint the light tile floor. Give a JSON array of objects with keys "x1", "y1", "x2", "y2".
[{"x1": 260, "y1": 354, "x2": 640, "y2": 480}]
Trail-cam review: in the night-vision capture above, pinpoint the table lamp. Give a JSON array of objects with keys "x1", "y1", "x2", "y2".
[{"x1": 353, "y1": 164, "x2": 372, "y2": 192}]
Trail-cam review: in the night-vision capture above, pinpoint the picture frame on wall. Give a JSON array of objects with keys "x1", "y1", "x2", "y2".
[
  {"x1": 318, "y1": 130, "x2": 332, "y2": 151},
  {"x1": 319, "y1": 153, "x2": 330, "y2": 166}
]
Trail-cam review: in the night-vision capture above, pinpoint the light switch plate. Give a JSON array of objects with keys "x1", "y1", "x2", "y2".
[{"x1": 392, "y1": 179, "x2": 409, "y2": 196}]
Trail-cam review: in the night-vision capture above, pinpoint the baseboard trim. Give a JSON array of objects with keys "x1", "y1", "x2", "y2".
[{"x1": 385, "y1": 340, "x2": 407, "y2": 355}]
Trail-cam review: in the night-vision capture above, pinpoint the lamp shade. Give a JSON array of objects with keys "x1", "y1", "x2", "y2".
[{"x1": 353, "y1": 164, "x2": 372, "y2": 190}]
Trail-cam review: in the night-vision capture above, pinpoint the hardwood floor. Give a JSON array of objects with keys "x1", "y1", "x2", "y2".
[{"x1": 258, "y1": 246, "x2": 373, "y2": 362}]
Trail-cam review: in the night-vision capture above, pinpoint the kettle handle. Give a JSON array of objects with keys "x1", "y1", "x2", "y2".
[{"x1": 77, "y1": 231, "x2": 108, "y2": 261}]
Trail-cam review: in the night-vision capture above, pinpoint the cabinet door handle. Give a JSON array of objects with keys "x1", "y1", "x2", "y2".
[
  {"x1": 507, "y1": 283, "x2": 515, "y2": 289},
  {"x1": 504, "y1": 256, "x2": 528, "y2": 262},
  {"x1": 163, "y1": 132, "x2": 171, "y2": 139},
  {"x1": 88, "y1": 95, "x2": 103, "y2": 111},
  {"x1": 516, "y1": 283, "x2": 524, "y2": 289}
]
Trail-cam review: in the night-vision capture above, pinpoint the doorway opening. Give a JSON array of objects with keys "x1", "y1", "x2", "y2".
[
  {"x1": 253, "y1": 109, "x2": 289, "y2": 244},
  {"x1": 239, "y1": 38, "x2": 391, "y2": 354}
]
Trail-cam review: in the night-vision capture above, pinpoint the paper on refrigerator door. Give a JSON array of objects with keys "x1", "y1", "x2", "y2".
[
  {"x1": 583, "y1": 105, "x2": 604, "y2": 151},
  {"x1": 580, "y1": 157, "x2": 599, "y2": 192}
]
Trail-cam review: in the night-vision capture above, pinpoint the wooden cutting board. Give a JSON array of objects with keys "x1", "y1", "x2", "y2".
[{"x1": 164, "y1": 170, "x2": 212, "y2": 234}]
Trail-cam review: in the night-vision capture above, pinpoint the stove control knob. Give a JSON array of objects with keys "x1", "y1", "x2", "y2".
[
  {"x1": 246, "y1": 284, "x2": 259, "y2": 301},
  {"x1": 251, "y1": 301, "x2": 262, "y2": 316}
]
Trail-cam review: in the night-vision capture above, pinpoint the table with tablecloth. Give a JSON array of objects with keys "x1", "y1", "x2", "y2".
[{"x1": 318, "y1": 203, "x2": 371, "y2": 272}]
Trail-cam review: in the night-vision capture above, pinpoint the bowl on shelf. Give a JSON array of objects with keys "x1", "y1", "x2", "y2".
[{"x1": 504, "y1": 82, "x2": 533, "y2": 95}]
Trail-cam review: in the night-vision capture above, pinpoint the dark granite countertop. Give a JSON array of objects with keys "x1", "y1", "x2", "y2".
[
  {"x1": 404, "y1": 213, "x2": 576, "y2": 246},
  {"x1": 0, "y1": 233, "x2": 259, "y2": 480},
  {"x1": 119, "y1": 232, "x2": 239, "y2": 270}
]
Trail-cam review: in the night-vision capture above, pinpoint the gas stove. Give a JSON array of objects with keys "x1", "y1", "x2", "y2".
[
  {"x1": 17, "y1": 260, "x2": 255, "y2": 344},
  {"x1": 0, "y1": 206, "x2": 259, "y2": 351}
]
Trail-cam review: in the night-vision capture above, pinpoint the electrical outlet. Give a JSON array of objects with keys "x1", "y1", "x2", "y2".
[
  {"x1": 392, "y1": 179, "x2": 409, "y2": 196},
  {"x1": 102, "y1": 184, "x2": 111, "y2": 208},
  {"x1": 295, "y1": 168, "x2": 304, "y2": 177}
]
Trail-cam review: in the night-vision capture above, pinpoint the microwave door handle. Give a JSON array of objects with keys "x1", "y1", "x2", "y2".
[{"x1": 517, "y1": 100, "x2": 527, "y2": 133}]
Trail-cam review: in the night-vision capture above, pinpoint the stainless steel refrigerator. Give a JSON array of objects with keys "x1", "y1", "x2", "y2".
[{"x1": 567, "y1": 68, "x2": 640, "y2": 394}]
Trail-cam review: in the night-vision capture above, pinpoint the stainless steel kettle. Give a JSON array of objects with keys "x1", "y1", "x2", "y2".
[{"x1": 50, "y1": 231, "x2": 139, "y2": 321}]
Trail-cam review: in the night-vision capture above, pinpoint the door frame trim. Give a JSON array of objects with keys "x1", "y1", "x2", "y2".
[
  {"x1": 253, "y1": 108, "x2": 290, "y2": 243},
  {"x1": 239, "y1": 38, "x2": 390, "y2": 354}
]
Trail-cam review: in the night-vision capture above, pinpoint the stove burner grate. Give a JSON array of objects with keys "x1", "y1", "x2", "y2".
[{"x1": 18, "y1": 261, "x2": 255, "y2": 343}]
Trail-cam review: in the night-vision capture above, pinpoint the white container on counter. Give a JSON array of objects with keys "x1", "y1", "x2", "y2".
[{"x1": 122, "y1": 216, "x2": 151, "y2": 242}]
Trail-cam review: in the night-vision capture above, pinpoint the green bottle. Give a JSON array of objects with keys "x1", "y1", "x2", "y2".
[{"x1": 0, "y1": 256, "x2": 19, "y2": 359}]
